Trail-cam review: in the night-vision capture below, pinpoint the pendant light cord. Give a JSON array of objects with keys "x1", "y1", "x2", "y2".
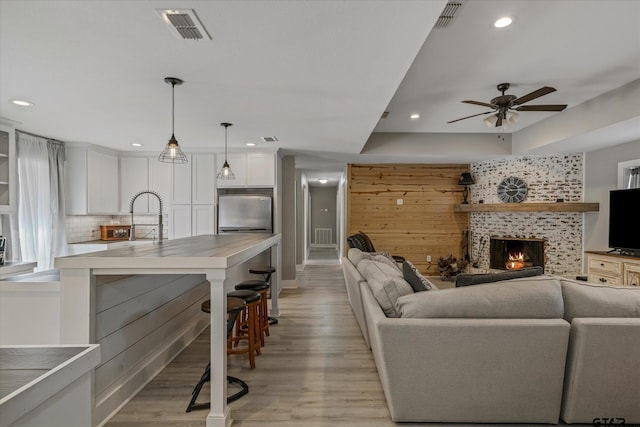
[{"x1": 171, "y1": 81, "x2": 175, "y2": 137}]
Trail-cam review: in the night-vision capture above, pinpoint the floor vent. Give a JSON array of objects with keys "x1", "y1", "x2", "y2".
[
  {"x1": 434, "y1": 1, "x2": 463, "y2": 28},
  {"x1": 156, "y1": 9, "x2": 212, "y2": 40}
]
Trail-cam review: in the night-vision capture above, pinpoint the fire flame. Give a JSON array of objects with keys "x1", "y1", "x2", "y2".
[{"x1": 506, "y1": 251, "x2": 525, "y2": 270}]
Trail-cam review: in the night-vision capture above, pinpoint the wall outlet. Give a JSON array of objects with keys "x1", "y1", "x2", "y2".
[
  {"x1": 396, "y1": 199, "x2": 403, "y2": 205},
  {"x1": 427, "y1": 255, "x2": 432, "y2": 262}
]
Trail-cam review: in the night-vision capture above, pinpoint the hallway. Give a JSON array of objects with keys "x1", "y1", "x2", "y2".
[{"x1": 305, "y1": 246, "x2": 340, "y2": 265}]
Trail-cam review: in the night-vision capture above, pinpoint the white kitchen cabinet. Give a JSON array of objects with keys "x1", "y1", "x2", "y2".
[
  {"x1": 0, "y1": 124, "x2": 16, "y2": 213},
  {"x1": 192, "y1": 154, "x2": 216, "y2": 204},
  {"x1": 149, "y1": 159, "x2": 172, "y2": 213},
  {"x1": 216, "y1": 152, "x2": 274, "y2": 187},
  {"x1": 120, "y1": 157, "x2": 149, "y2": 213},
  {"x1": 171, "y1": 157, "x2": 192, "y2": 204},
  {"x1": 247, "y1": 152, "x2": 275, "y2": 186},
  {"x1": 169, "y1": 205, "x2": 192, "y2": 239},
  {"x1": 119, "y1": 156, "x2": 172, "y2": 214},
  {"x1": 192, "y1": 204, "x2": 215, "y2": 235},
  {"x1": 66, "y1": 145, "x2": 119, "y2": 215}
]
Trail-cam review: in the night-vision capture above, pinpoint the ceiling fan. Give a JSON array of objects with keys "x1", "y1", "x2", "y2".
[{"x1": 448, "y1": 83, "x2": 568, "y2": 127}]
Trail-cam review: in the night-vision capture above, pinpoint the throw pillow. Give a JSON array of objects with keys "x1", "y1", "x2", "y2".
[
  {"x1": 560, "y1": 279, "x2": 640, "y2": 322},
  {"x1": 367, "y1": 275, "x2": 413, "y2": 318},
  {"x1": 455, "y1": 266, "x2": 544, "y2": 287},
  {"x1": 402, "y1": 260, "x2": 437, "y2": 292},
  {"x1": 347, "y1": 248, "x2": 366, "y2": 266},
  {"x1": 397, "y1": 276, "x2": 564, "y2": 319}
]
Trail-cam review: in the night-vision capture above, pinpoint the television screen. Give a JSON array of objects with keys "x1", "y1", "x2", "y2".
[{"x1": 608, "y1": 188, "x2": 640, "y2": 253}]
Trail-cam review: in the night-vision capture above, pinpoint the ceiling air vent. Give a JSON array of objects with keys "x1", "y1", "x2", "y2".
[
  {"x1": 434, "y1": 1, "x2": 463, "y2": 28},
  {"x1": 156, "y1": 9, "x2": 212, "y2": 40},
  {"x1": 261, "y1": 136, "x2": 278, "y2": 143}
]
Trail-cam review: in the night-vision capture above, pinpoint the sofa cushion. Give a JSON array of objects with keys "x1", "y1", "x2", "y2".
[
  {"x1": 367, "y1": 274, "x2": 413, "y2": 318},
  {"x1": 356, "y1": 259, "x2": 403, "y2": 282},
  {"x1": 397, "y1": 276, "x2": 564, "y2": 319},
  {"x1": 348, "y1": 248, "x2": 399, "y2": 270},
  {"x1": 560, "y1": 279, "x2": 640, "y2": 322},
  {"x1": 402, "y1": 260, "x2": 437, "y2": 292},
  {"x1": 455, "y1": 266, "x2": 544, "y2": 287}
]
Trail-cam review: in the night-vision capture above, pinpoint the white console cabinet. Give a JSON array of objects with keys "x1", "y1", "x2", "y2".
[
  {"x1": 65, "y1": 145, "x2": 119, "y2": 215},
  {"x1": 586, "y1": 251, "x2": 640, "y2": 287}
]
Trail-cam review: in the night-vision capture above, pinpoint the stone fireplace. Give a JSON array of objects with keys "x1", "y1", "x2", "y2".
[
  {"x1": 469, "y1": 153, "x2": 585, "y2": 277},
  {"x1": 490, "y1": 237, "x2": 545, "y2": 272}
]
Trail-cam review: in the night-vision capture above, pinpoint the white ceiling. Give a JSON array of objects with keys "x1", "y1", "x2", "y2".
[{"x1": 2, "y1": 0, "x2": 640, "y2": 188}]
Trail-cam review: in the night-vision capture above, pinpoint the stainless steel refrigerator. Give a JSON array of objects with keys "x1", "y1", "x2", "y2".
[{"x1": 217, "y1": 195, "x2": 273, "y2": 233}]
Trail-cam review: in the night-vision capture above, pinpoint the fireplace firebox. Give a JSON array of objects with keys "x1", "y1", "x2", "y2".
[{"x1": 490, "y1": 237, "x2": 545, "y2": 272}]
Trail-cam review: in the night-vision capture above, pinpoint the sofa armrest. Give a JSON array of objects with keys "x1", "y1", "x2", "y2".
[
  {"x1": 342, "y1": 257, "x2": 370, "y2": 348},
  {"x1": 361, "y1": 282, "x2": 570, "y2": 423},
  {"x1": 561, "y1": 318, "x2": 640, "y2": 424}
]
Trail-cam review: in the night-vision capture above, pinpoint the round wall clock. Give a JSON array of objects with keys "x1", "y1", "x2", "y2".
[{"x1": 497, "y1": 176, "x2": 528, "y2": 203}]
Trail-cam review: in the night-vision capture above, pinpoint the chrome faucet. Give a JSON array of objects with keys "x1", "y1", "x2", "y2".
[{"x1": 130, "y1": 190, "x2": 163, "y2": 242}]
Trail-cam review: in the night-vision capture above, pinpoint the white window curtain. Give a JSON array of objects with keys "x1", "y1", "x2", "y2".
[{"x1": 16, "y1": 132, "x2": 68, "y2": 271}]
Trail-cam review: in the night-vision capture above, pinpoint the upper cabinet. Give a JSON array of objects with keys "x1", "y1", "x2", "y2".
[
  {"x1": 191, "y1": 154, "x2": 216, "y2": 204},
  {"x1": 120, "y1": 156, "x2": 171, "y2": 214},
  {"x1": 0, "y1": 124, "x2": 16, "y2": 213},
  {"x1": 216, "y1": 152, "x2": 275, "y2": 188},
  {"x1": 66, "y1": 145, "x2": 119, "y2": 215},
  {"x1": 170, "y1": 155, "x2": 192, "y2": 205}
]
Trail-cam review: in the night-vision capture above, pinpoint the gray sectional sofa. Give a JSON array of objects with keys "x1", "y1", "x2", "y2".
[{"x1": 342, "y1": 249, "x2": 640, "y2": 424}]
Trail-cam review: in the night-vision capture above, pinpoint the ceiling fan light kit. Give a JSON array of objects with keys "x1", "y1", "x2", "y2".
[
  {"x1": 158, "y1": 77, "x2": 189, "y2": 164},
  {"x1": 448, "y1": 82, "x2": 567, "y2": 128}
]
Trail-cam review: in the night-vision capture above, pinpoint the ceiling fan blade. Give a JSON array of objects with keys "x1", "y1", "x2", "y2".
[
  {"x1": 447, "y1": 111, "x2": 493, "y2": 124},
  {"x1": 462, "y1": 100, "x2": 495, "y2": 108},
  {"x1": 515, "y1": 104, "x2": 568, "y2": 112},
  {"x1": 495, "y1": 114, "x2": 503, "y2": 127},
  {"x1": 513, "y1": 86, "x2": 556, "y2": 105}
]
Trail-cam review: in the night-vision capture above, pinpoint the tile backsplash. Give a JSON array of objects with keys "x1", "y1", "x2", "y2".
[{"x1": 65, "y1": 215, "x2": 168, "y2": 243}]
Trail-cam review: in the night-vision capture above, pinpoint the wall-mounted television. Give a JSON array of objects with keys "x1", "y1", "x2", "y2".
[{"x1": 608, "y1": 188, "x2": 640, "y2": 256}]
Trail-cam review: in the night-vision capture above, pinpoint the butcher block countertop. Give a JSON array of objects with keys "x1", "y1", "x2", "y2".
[{"x1": 55, "y1": 233, "x2": 280, "y2": 271}]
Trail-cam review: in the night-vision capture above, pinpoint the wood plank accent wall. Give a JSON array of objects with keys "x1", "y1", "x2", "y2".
[{"x1": 347, "y1": 164, "x2": 470, "y2": 274}]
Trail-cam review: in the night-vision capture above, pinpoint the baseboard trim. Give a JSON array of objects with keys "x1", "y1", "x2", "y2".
[
  {"x1": 310, "y1": 244, "x2": 337, "y2": 248},
  {"x1": 280, "y1": 279, "x2": 297, "y2": 289}
]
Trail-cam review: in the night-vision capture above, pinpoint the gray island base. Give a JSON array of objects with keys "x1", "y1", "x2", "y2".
[{"x1": 54, "y1": 233, "x2": 281, "y2": 427}]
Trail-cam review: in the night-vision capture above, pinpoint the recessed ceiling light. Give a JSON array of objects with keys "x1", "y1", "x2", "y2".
[
  {"x1": 318, "y1": 178, "x2": 328, "y2": 184},
  {"x1": 131, "y1": 143, "x2": 143, "y2": 147},
  {"x1": 494, "y1": 16, "x2": 513, "y2": 28},
  {"x1": 246, "y1": 142, "x2": 256, "y2": 147},
  {"x1": 409, "y1": 113, "x2": 420, "y2": 119},
  {"x1": 10, "y1": 99, "x2": 34, "y2": 107}
]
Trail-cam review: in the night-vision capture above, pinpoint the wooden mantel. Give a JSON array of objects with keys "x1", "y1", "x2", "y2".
[{"x1": 454, "y1": 202, "x2": 599, "y2": 213}]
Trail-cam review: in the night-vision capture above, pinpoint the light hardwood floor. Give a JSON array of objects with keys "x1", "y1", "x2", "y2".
[{"x1": 105, "y1": 264, "x2": 393, "y2": 427}]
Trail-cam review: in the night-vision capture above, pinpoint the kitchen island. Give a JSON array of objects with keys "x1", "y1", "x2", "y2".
[{"x1": 54, "y1": 233, "x2": 281, "y2": 427}]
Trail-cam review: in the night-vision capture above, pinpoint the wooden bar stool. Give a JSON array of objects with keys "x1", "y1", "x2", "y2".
[
  {"x1": 249, "y1": 265, "x2": 278, "y2": 325},
  {"x1": 186, "y1": 297, "x2": 248, "y2": 412},
  {"x1": 235, "y1": 280, "x2": 270, "y2": 345},
  {"x1": 227, "y1": 289, "x2": 262, "y2": 369}
]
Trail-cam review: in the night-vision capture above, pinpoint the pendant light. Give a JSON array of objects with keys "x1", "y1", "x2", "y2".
[
  {"x1": 158, "y1": 77, "x2": 188, "y2": 164},
  {"x1": 217, "y1": 122, "x2": 235, "y2": 179}
]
